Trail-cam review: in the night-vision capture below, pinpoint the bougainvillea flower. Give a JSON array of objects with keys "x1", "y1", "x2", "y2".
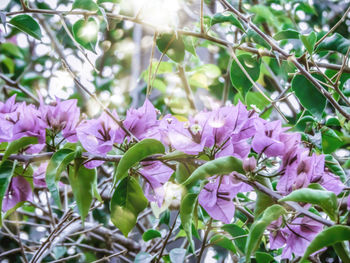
[
  {"x1": 252, "y1": 119, "x2": 286, "y2": 157},
  {"x1": 140, "y1": 161, "x2": 173, "y2": 207},
  {"x1": 0, "y1": 94, "x2": 18, "y2": 113},
  {"x1": 33, "y1": 162, "x2": 49, "y2": 187},
  {"x1": 40, "y1": 98, "x2": 80, "y2": 142},
  {"x1": 2, "y1": 176, "x2": 33, "y2": 211},
  {"x1": 270, "y1": 217, "x2": 324, "y2": 259},
  {"x1": 123, "y1": 99, "x2": 160, "y2": 141},
  {"x1": 167, "y1": 111, "x2": 211, "y2": 155},
  {"x1": 198, "y1": 175, "x2": 245, "y2": 224},
  {"x1": 77, "y1": 111, "x2": 123, "y2": 155}
]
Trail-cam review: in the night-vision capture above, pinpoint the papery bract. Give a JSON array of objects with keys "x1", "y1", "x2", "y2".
[{"x1": 2, "y1": 176, "x2": 33, "y2": 211}]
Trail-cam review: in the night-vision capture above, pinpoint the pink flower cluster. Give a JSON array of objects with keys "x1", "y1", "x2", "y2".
[{"x1": 0, "y1": 95, "x2": 346, "y2": 259}]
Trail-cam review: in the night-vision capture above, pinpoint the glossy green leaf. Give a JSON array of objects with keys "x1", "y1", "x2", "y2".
[
  {"x1": 291, "y1": 74, "x2": 326, "y2": 119},
  {"x1": 273, "y1": 29, "x2": 300, "y2": 40},
  {"x1": 180, "y1": 193, "x2": 198, "y2": 250},
  {"x1": 72, "y1": 0, "x2": 99, "y2": 11},
  {"x1": 300, "y1": 31, "x2": 317, "y2": 54},
  {"x1": 230, "y1": 54, "x2": 261, "y2": 98},
  {"x1": 1, "y1": 137, "x2": 38, "y2": 164},
  {"x1": 169, "y1": 248, "x2": 186, "y2": 263},
  {"x1": 317, "y1": 33, "x2": 350, "y2": 55},
  {"x1": 183, "y1": 156, "x2": 244, "y2": 186},
  {"x1": 46, "y1": 148, "x2": 81, "y2": 209},
  {"x1": 176, "y1": 162, "x2": 195, "y2": 184},
  {"x1": 255, "y1": 252, "x2": 274, "y2": 263},
  {"x1": 9, "y1": 15, "x2": 42, "y2": 40},
  {"x1": 156, "y1": 34, "x2": 185, "y2": 63},
  {"x1": 134, "y1": 252, "x2": 153, "y2": 263},
  {"x1": 68, "y1": 163, "x2": 97, "y2": 223},
  {"x1": 321, "y1": 126, "x2": 343, "y2": 154},
  {"x1": 0, "y1": 161, "x2": 16, "y2": 227},
  {"x1": 301, "y1": 225, "x2": 350, "y2": 261},
  {"x1": 245, "y1": 205, "x2": 286, "y2": 261},
  {"x1": 324, "y1": 155, "x2": 346, "y2": 182},
  {"x1": 210, "y1": 234, "x2": 236, "y2": 253},
  {"x1": 110, "y1": 177, "x2": 148, "y2": 236},
  {"x1": 279, "y1": 188, "x2": 337, "y2": 220},
  {"x1": 113, "y1": 139, "x2": 165, "y2": 185},
  {"x1": 211, "y1": 11, "x2": 245, "y2": 31},
  {"x1": 222, "y1": 224, "x2": 247, "y2": 253},
  {"x1": 142, "y1": 229, "x2": 161, "y2": 241},
  {"x1": 72, "y1": 18, "x2": 99, "y2": 52}
]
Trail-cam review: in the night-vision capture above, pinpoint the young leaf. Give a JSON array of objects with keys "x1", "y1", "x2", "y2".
[
  {"x1": 291, "y1": 74, "x2": 326, "y2": 119},
  {"x1": 169, "y1": 248, "x2": 186, "y2": 263},
  {"x1": 301, "y1": 225, "x2": 350, "y2": 261},
  {"x1": 142, "y1": 229, "x2": 161, "y2": 241},
  {"x1": 110, "y1": 177, "x2": 148, "y2": 236},
  {"x1": 46, "y1": 148, "x2": 80, "y2": 208},
  {"x1": 156, "y1": 34, "x2": 185, "y2": 63},
  {"x1": 317, "y1": 33, "x2": 350, "y2": 55},
  {"x1": 0, "y1": 161, "x2": 16, "y2": 227},
  {"x1": 210, "y1": 234, "x2": 236, "y2": 253},
  {"x1": 180, "y1": 193, "x2": 198, "y2": 250},
  {"x1": 245, "y1": 205, "x2": 286, "y2": 261},
  {"x1": 1, "y1": 137, "x2": 38, "y2": 164},
  {"x1": 72, "y1": 0, "x2": 99, "y2": 11},
  {"x1": 210, "y1": 11, "x2": 245, "y2": 32},
  {"x1": 113, "y1": 139, "x2": 165, "y2": 185},
  {"x1": 279, "y1": 188, "x2": 338, "y2": 221},
  {"x1": 300, "y1": 31, "x2": 317, "y2": 54},
  {"x1": 273, "y1": 29, "x2": 300, "y2": 40},
  {"x1": 182, "y1": 156, "x2": 244, "y2": 186},
  {"x1": 230, "y1": 54, "x2": 261, "y2": 99},
  {"x1": 9, "y1": 15, "x2": 42, "y2": 40},
  {"x1": 68, "y1": 163, "x2": 98, "y2": 224},
  {"x1": 72, "y1": 18, "x2": 99, "y2": 52},
  {"x1": 222, "y1": 224, "x2": 247, "y2": 253}
]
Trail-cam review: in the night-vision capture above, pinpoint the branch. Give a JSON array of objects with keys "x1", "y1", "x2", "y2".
[{"x1": 178, "y1": 65, "x2": 197, "y2": 111}]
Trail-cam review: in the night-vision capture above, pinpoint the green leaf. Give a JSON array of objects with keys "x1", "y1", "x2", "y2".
[
  {"x1": 142, "y1": 229, "x2": 161, "y2": 241},
  {"x1": 46, "y1": 148, "x2": 81, "y2": 209},
  {"x1": 72, "y1": 18, "x2": 99, "y2": 52},
  {"x1": 244, "y1": 29, "x2": 270, "y2": 49},
  {"x1": 255, "y1": 252, "x2": 274, "y2": 263},
  {"x1": 279, "y1": 188, "x2": 338, "y2": 221},
  {"x1": 300, "y1": 31, "x2": 317, "y2": 55},
  {"x1": 210, "y1": 11, "x2": 245, "y2": 31},
  {"x1": 176, "y1": 162, "x2": 195, "y2": 184},
  {"x1": 9, "y1": 15, "x2": 42, "y2": 40},
  {"x1": 273, "y1": 29, "x2": 300, "y2": 40},
  {"x1": 183, "y1": 156, "x2": 244, "y2": 186},
  {"x1": 180, "y1": 193, "x2": 198, "y2": 250},
  {"x1": 324, "y1": 155, "x2": 346, "y2": 183},
  {"x1": 317, "y1": 33, "x2": 350, "y2": 55},
  {"x1": 1, "y1": 137, "x2": 38, "y2": 164},
  {"x1": 68, "y1": 163, "x2": 98, "y2": 223},
  {"x1": 230, "y1": 54, "x2": 261, "y2": 98},
  {"x1": 183, "y1": 36, "x2": 197, "y2": 56},
  {"x1": 0, "y1": 43, "x2": 24, "y2": 59},
  {"x1": 222, "y1": 224, "x2": 247, "y2": 253},
  {"x1": 210, "y1": 234, "x2": 236, "y2": 253},
  {"x1": 134, "y1": 252, "x2": 154, "y2": 263},
  {"x1": 113, "y1": 139, "x2": 165, "y2": 185},
  {"x1": 0, "y1": 161, "x2": 16, "y2": 227},
  {"x1": 291, "y1": 74, "x2": 326, "y2": 119},
  {"x1": 245, "y1": 205, "x2": 286, "y2": 261},
  {"x1": 72, "y1": 0, "x2": 99, "y2": 11},
  {"x1": 169, "y1": 248, "x2": 186, "y2": 263},
  {"x1": 156, "y1": 34, "x2": 185, "y2": 63},
  {"x1": 301, "y1": 225, "x2": 350, "y2": 261},
  {"x1": 110, "y1": 177, "x2": 148, "y2": 236},
  {"x1": 321, "y1": 127, "x2": 343, "y2": 154}
]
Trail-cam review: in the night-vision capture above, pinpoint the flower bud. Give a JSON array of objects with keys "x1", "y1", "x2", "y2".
[{"x1": 243, "y1": 157, "x2": 256, "y2": 172}]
